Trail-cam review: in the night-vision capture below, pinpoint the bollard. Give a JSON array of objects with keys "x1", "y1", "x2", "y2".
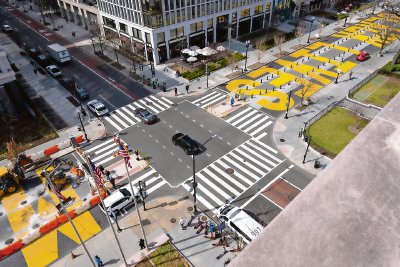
[
  {"x1": 280, "y1": 85, "x2": 282, "y2": 89},
  {"x1": 259, "y1": 91, "x2": 262, "y2": 95},
  {"x1": 261, "y1": 79, "x2": 263, "y2": 83},
  {"x1": 272, "y1": 74, "x2": 274, "y2": 78},
  {"x1": 290, "y1": 65, "x2": 293, "y2": 68},
  {"x1": 328, "y1": 59, "x2": 331, "y2": 63},
  {"x1": 288, "y1": 81, "x2": 291, "y2": 85},
  {"x1": 273, "y1": 87, "x2": 275, "y2": 91},
  {"x1": 301, "y1": 74, "x2": 304, "y2": 78},
  {"x1": 307, "y1": 71, "x2": 309, "y2": 75},
  {"x1": 302, "y1": 58, "x2": 304, "y2": 62},
  {"x1": 251, "y1": 94, "x2": 253, "y2": 98},
  {"x1": 265, "y1": 89, "x2": 268, "y2": 94},
  {"x1": 284, "y1": 68, "x2": 286, "y2": 72},
  {"x1": 246, "y1": 86, "x2": 249, "y2": 90},
  {"x1": 266, "y1": 76, "x2": 269, "y2": 80}
]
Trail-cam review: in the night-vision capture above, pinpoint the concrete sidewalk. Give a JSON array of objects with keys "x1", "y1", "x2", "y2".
[{"x1": 50, "y1": 196, "x2": 237, "y2": 267}]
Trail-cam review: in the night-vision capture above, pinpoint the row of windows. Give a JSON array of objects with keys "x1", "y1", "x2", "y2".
[
  {"x1": 100, "y1": 0, "x2": 141, "y2": 11},
  {"x1": 99, "y1": 2, "x2": 142, "y2": 24}
]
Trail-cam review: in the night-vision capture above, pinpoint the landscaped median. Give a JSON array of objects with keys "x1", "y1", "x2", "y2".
[
  {"x1": 135, "y1": 242, "x2": 190, "y2": 267},
  {"x1": 181, "y1": 52, "x2": 246, "y2": 81},
  {"x1": 307, "y1": 107, "x2": 369, "y2": 158}
]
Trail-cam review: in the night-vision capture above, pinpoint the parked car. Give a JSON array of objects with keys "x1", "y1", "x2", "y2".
[
  {"x1": 74, "y1": 86, "x2": 89, "y2": 101},
  {"x1": 356, "y1": 51, "x2": 370, "y2": 61},
  {"x1": 35, "y1": 54, "x2": 50, "y2": 67},
  {"x1": 87, "y1": 99, "x2": 109, "y2": 116},
  {"x1": 101, "y1": 188, "x2": 133, "y2": 216},
  {"x1": 217, "y1": 204, "x2": 263, "y2": 244},
  {"x1": 172, "y1": 133, "x2": 200, "y2": 155},
  {"x1": 59, "y1": 77, "x2": 75, "y2": 90},
  {"x1": 1, "y1": 25, "x2": 12, "y2": 33},
  {"x1": 46, "y1": 65, "x2": 62, "y2": 78},
  {"x1": 134, "y1": 108, "x2": 158, "y2": 124},
  {"x1": 28, "y1": 48, "x2": 41, "y2": 58}
]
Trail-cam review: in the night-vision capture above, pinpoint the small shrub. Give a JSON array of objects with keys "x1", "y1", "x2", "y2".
[
  {"x1": 337, "y1": 13, "x2": 349, "y2": 20},
  {"x1": 285, "y1": 31, "x2": 296, "y2": 41}
]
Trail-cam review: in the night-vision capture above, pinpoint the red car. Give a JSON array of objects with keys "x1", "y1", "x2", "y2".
[{"x1": 356, "y1": 51, "x2": 370, "y2": 61}]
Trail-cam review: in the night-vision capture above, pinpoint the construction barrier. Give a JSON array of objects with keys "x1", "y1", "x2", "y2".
[
  {"x1": 43, "y1": 145, "x2": 59, "y2": 156},
  {"x1": 0, "y1": 239, "x2": 23, "y2": 260}
]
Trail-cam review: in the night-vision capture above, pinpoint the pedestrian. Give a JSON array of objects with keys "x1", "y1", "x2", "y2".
[
  {"x1": 179, "y1": 217, "x2": 185, "y2": 230},
  {"x1": 94, "y1": 255, "x2": 104, "y2": 267},
  {"x1": 99, "y1": 165, "x2": 105, "y2": 174},
  {"x1": 34, "y1": 68, "x2": 37, "y2": 75},
  {"x1": 174, "y1": 87, "x2": 178, "y2": 96},
  {"x1": 349, "y1": 71, "x2": 353, "y2": 80},
  {"x1": 230, "y1": 97, "x2": 234, "y2": 107},
  {"x1": 29, "y1": 5, "x2": 32, "y2": 10},
  {"x1": 139, "y1": 239, "x2": 146, "y2": 250},
  {"x1": 186, "y1": 85, "x2": 189, "y2": 94},
  {"x1": 135, "y1": 149, "x2": 140, "y2": 161},
  {"x1": 110, "y1": 176, "x2": 116, "y2": 189}
]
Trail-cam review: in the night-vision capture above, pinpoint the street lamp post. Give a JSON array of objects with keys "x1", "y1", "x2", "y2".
[
  {"x1": 335, "y1": 69, "x2": 341, "y2": 84},
  {"x1": 228, "y1": 23, "x2": 232, "y2": 52},
  {"x1": 244, "y1": 40, "x2": 250, "y2": 71},
  {"x1": 302, "y1": 136, "x2": 312, "y2": 163},
  {"x1": 77, "y1": 110, "x2": 88, "y2": 141},
  {"x1": 192, "y1": 155, "x2": 198, "y2": 214},
  {"x1": 139, "y1": 180, "x2": 146, "y2": 211},
  {"x1": 307, "y1": 17, "x2": 315, "y2": 43},
  {"x1": 206, "y1": 63, "x2": 209, "y2": 88},
  {"x1": 284, "y1": 90, "x2": 292, "y2": 119},
  {"x1": 90, "y1": 35, "x2": 96, "y2": 54}
]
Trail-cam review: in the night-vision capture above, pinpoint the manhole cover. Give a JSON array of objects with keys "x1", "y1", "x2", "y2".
[
  {"x1": 170, "y1": 218, "x2": 176, "y2": 223},
  {"x1": 187, "y1": 207, "x2": 193, "y2": 211},
  {"x1": 142, "y1": 219, "x2": 151, "y2": 226},
  {"x1": 32, "y1": 223, "x2": 39, "y2": 229},
  {"x1": 280, "y1": 139, "x2": 285, "y2": 142},
  {"x1": 226, "y1": 168, "x2": 234, "y2": 174},
  {"x1": 97, "y1": 123, "x2": 102, "y2": 126},
  {"x1": 21, "y1": 200, "x2": 27, "y2": 205},
  {"x1": 201, "y1": 216, "x2": 208, "y2": 222},
  {"x1": 5, "y1": 238, "x2": 14, "y2": 245}
]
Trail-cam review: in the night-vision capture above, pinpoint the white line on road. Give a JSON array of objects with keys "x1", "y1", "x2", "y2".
[
  {"x1": 73, "y1": 74, "x2": 80, "y2": 80},
  {"x1": 99, "y1": 95, "x2": 117, "y2": 111}
]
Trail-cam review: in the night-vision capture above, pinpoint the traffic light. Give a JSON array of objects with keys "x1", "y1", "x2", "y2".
[{"x1": 139, "y1": 64, "x2": 143, "y2": 71}]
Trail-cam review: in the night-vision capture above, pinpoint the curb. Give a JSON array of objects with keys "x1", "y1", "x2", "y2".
[{"x1": 0, "y1": 190, "x2": 107, "y2": 260}]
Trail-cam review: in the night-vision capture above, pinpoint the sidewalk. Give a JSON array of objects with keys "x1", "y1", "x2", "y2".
[{"x1": 51, "y1": 196, "x2": 237, "y2": 267}]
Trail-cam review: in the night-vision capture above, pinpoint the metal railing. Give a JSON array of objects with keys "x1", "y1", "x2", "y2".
[{"x1": 348, "y1": 69, "x2": 379, "y2": 97}]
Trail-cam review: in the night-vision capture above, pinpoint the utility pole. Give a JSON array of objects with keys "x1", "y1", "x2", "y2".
[
  {"x1": 244, "y1": 40, "x2": 250, "y2": 71},
  {"x1": 77, "y1": 111, "x2": 88, "y2": 141},
  {"x1": 139, "y1": 180, "x2": 146, "y2": 211},
  {"x1": 44, "y1": 170, "x2": 96, "y2": 267},
  {"x1": 192, "y1": 155, "x2": 198, "y2": 214},
  {"x1": 284, "y1": 90, "x2": 292, "y2": 119},
  {"x1": 206, "y1": 63, "x2": 209, "y2": 88},
  {"x1": 86, "y1": 156, "x2": 128, "y2": 267},
  {"x1": 302, "y1": 136, "x2": 312, "y2": 163}
]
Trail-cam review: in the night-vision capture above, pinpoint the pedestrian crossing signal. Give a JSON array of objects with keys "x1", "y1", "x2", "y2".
[{"x1": 139, "y1": 64, "x2": 143, "y2": 71}]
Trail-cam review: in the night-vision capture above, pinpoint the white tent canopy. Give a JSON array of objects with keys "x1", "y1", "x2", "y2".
[
  {"x1": 187, "y1": 56, "x2": 198, "y2": 62},
  {"x1": 216, "y1": 45, "x2": 226, "y2": 51},
  {"x1": 181, "y1": 48, "x2": 192, "y2": 54},
  {"x1": 190, "y1": 45, "x2": 200, "y2": 51},
  {"x1": 187, "y1": 50, "x2": 198, "y2": 56}
]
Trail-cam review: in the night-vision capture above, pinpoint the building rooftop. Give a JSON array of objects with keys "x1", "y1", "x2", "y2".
[{"x1": 230, "y1": 93, "x2": 400, "y2": 267}]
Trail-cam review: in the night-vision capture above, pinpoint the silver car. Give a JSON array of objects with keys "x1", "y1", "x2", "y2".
[
  {"x1": 46, "y1": 65, "x2": 62, "y2": 78},
  {"x1": 87, "y1": 99, "x2": 109, "y2": 116}
]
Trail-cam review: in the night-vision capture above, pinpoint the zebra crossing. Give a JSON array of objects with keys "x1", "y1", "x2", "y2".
[
  {"x1": 182, "y1": 138, "x2": 283, "y2": 212},
  {"x1": 83, "y1": 139, "x2": 168, "y2": 195},
  {"x1": 224, "y1": 107, "x2": 274, "y2": 139},
  {"x1": 192, "y1": 90, "x2": 227, "y2": 108},
  {"x1": 104, "y1": 95, "x2": 174, "y2": 132}
]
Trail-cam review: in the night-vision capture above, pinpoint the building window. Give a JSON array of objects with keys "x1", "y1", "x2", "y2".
[
  {"x1": 240, "y1": 8, "x2": 250, "y2": 18},
  {"x1": 132, "y1": 27, "x2": 142, "y2": 40},
  {"x1": 170, "y1": 26, "x2": 185, "y2": 39},
  {"x1": 255, "y1": 4, "x2": 263, "y2": 13},
  {"x1": 171, "y1": 11, "x2": 176, "y2": 24},
  {"x1": 157, "y1": 32, "x2": 165, "y2": 43},
  {"x1": 266, "y1": 3, "x2": 271, "y2": 13},
  {"x1": 187, "y1": 7, "x2": 191, "y2": 20},
  {"x1": 190, "y1": 21, "x2": 203, "y2": 33},
  {"x1": 145, "y1": 32, "x2": 151, "y2": 43},
  {"x1": 232, "y1": 12, "x2": 237, "y2": 22},
  {"x1": 165, "y1": 0, "x2": 169, "y2": 10},
  {"x1": 119, "y1": 22, "x2": 128, "y2": 34},
  {"x1": 207, "y1": 18, "x2": 213, "y2": 29},
  {"x1": 170, "y1": 28, "x2": 177, "y2": 39},
  {"x1": 103, "y1": 17, "x2": 116, "y2": 28}
]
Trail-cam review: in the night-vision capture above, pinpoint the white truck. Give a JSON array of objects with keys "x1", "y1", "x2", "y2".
[{"x1": 46, "y1": 43, "x2": 71, "y2": 63}]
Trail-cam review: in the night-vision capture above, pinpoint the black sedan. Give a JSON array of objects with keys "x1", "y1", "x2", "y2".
[
  {"x1": 134, "y1": 108, "x2": 158, "y2": 124},
  {"x1": 172, "y1": 133, "x2": 200, "y2": 155}
]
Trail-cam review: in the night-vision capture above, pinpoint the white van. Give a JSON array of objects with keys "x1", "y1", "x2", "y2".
[
  {"x1": 217, "y1": 205, "x2": 263, "y2": 244},
  {"x1": 102, "y1": 188, "x2": 133, "y2": 216}
]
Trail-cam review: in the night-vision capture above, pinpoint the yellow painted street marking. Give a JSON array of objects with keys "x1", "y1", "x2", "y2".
[
  {"x1": 308, "y1": 73, "x2": 331, "y2": 85},
  {"x1": 38, "y1": 197, "x2": 58, "y2": 218},
  {"x1": 336, "y1": 61, "x2": 357, "y2": 73},
  {"x1": 22, "y1": 230, "x2": 58, "y2": 267},
  {"x1": 58, "y1": 212, "x2": 101, "y2": 243},
  {"x1": 226, "y1": 79, "x2": 261, "y2": 92},
  {"x1": 315, "y1": 68, "x2": 338, "y2": 78},
  {"x1": 269, "y1": 73, "x2": 296, "y2": 87},
  {"x1": 306, "y1": 42, "x2": 329, "y2": 50},
  {"x1": 49, "y1": 188, "x2": 82, "y2": 211},
  {"x1": 2, "y1": 189, "x2": 26, "y2": 212},
  {"x1": 294, "y1": 80, "x2": 323, "y2": 98},
  {"x1": 246, "y1": 66, "x2": 277, "y2": 78},
  {"x1": 7, "y1": 204, "x2": 35, "y2": 234},
  {"x1": 256, "y1": 91, "x2": 294, "y2": 111},
  {"x1": 332, "y1": 45, "x2": 359, "y2": 55},
  {"x1": 289, "y1": 48, "x2": 310, "y2": 58}
]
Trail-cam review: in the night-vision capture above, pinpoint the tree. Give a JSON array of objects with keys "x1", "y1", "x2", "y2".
[
  {"x1": 299, "y1": 79, "x2": 314, "y2": 106},
  {"x1": 255, "y1": 37, "x2": 266, "y2": 62},
  {"x1": 6, "y1": 137, "x2": 21, "y2": 164},
  {"x1": 227, "y1": 56, "x2": 239, "y2": 73},
  {"x1": 105, "y1": 30, "x2": 121, "y2": 63},
  {"x1": 274, "y1": 34, "x2": 285, "y2": 56},
  {"x1": 90, "y1": 24, "x2": 105, "y2": 55},
  {"x1": 375, "y1": 17, "x2": 398, "y2": 56},
  {"x1": 295, "y1": 22, "x2": 306, "y2": 47}
]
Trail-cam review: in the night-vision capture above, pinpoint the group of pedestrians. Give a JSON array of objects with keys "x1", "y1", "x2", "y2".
[{"x1": 98, "y1": 165, "x2": 116, "y2": 190}]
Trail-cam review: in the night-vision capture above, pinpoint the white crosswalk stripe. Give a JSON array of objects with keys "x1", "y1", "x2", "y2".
[
  {"x1": 103, "y1": 96, "x2": 173, "y2": 132},
  {"x1": 224, "y1": 107, "x2": 274, "y2": 139},
  {"x1": 181, "y1": 139, "x2": 283, "y2": 213},
  {"x1": 121, "y1": 167, "x2": 168, "y2": 196},
  {"x1": 192, "y1": 90, "x2": 227, "y2": 108}
]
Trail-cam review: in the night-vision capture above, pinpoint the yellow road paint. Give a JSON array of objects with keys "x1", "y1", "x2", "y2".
[
  {"x1": 7, "y1": 204, "x2": 35, "y2": 233},
  {"x1": 308, "y1": 73, "x2": 331, "y2": 85},
  {"x1": 306, "y1": 42, "x2": 329, "y2": 50},
  {"x1": 315, "y1": 68, "x2": 338, "y2": 78},
  {"x1": 246, "y1": 66, "x2": 277, "y2": 78},
  {"x1": 335, "y1": 61, "x2": 357, "y2": 73},
  {"x1": 332, "y1": 45, "x2": 359, "y2": 55},
  {"x1": 2, "y1": 189, "x2": 26, "y2": 212},
  {"x1": 58, "y1": 212, "x2": 101, "y2": 243},
  {"x1": 38, "y1": 197, "x2": 58, "y2": 218},
  {"x1": 256, "y1": 91, "x2": 294, "y2": 111},
  {"x1": 269, "y1": 73, "x2": 296, "y2": 87},
  {"x1": 226, "y1": 79, "x2": 261, "y2": 92},
  {"x1": 289, "y1": 48, "x2": 310, "y2": 58},
  {"x1": 49, "y1": 188, "x2": 82, "y2": 211},
  {"x1": 294, "y1": 80, "x2": 323, "y2": 98},
  {"x1": 22, "y1": 230, "x2": 58, "y2": 267}
]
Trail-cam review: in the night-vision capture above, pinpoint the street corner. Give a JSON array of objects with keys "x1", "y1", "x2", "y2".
[{"x1": 206, "y1": 97, "x2": 246, "y2": 118}]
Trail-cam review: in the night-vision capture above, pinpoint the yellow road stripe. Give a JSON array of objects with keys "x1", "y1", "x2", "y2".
[
  {"x1": 22, "y1": 230, "x2": 58, "y2": 267},
  {"x1": 2, "y1": 189, "x2": 26, "y2": 212},
  {"x1": 289, "y1": 48, "x2": 310, "y2": 58},
  {"x1": 58, "y1": 212, "x2": 101, "y2": 243},
  {"x1": 7, "y1": 204, "x2": 35, "y2": 234},
  {"x1": 256, "y1": 91, "x2": 294, "y2": 111}
]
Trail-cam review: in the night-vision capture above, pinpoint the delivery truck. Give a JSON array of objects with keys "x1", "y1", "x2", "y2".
[{"x1": 47, "y1": 43, "x2": 71, "y2": 63}]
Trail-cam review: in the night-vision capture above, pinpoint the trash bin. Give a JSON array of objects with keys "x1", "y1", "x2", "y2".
[{"x1": 314, "y1": 160, "x2": 320, "y2": 168}]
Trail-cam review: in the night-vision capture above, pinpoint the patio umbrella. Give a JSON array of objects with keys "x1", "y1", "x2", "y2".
[
  {"x1": 181, "y1": 48, "x2": 192, "y2": 54},
  {"x1": 187, "y1": 50, "x2": 198, "y2": 56},
  {"x1": 216, "y1": 45, "x2": 226, "y2": 51},
  {"x1": 190, "y1": 45, "x2": 200, "y2": 51},
  {"x1": 202, "y1": 47, "x2": 217, "y2": 55},
  {"x1": 187, "y1": 56, "x2": 198, "y2": 62},
  {"x1": 195, "y1": 48, "x2": 204, "y2": 54}
]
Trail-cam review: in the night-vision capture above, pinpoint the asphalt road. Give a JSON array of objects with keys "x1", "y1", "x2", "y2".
[{"x1": 0, "y1": 2, "x2": 152, "y2": 113}]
